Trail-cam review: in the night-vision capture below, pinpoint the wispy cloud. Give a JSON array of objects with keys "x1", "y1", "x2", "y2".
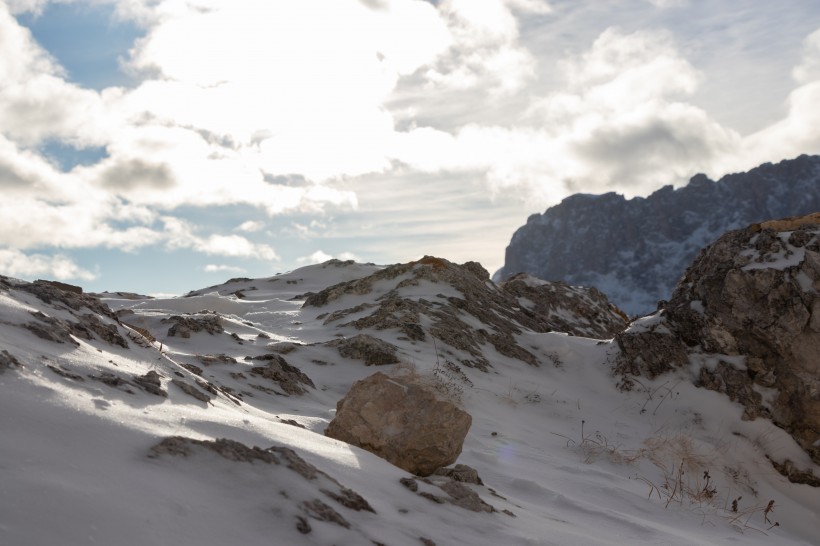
[
  {"x1": 0, "y1": 248, "x2": 97, "y2": 281},
  {"x1": 203, "y1": 264, "x2": 247, "y2": 274}
]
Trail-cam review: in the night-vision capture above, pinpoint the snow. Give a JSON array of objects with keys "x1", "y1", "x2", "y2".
[
  {"x1": 742, "y1": 232, "x2": 809, "y2": 271},
  {"x1": 1, "y1": 263, "x2": 819, "y2": 546}
]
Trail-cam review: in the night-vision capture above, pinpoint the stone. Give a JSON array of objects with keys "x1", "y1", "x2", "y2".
[
  {"x1": 616, "y1": 215, "x2": 820, "y2": 469},
  {"x1": 133, "y1": 370, "x2": 167, "y2": 397},
  {"x1": 328, "y1": 334, "x2": 400, "y2": 366},
  {"x1": 500, "y1": 273, "x2": 629, "y2": 338},
  {"x1": 325, "y1": 372, "x2": 472, "y2": 476},
  {"x1": 171, "y1": 379, "x2": 212, "y2": 402},
  {"x1": 306, "y1": 256, "x2": 623, "y2": 371},
  {"x1": 70, "y1": 314, "x2": 129, "y2": 348},
  {"x1": 432, "y1": 464, "x2": 483, "y2": 485},
  {"x1": 0, "y1": 350, "x2": 22, "y2": 373},
  {"x1": 20, "y1": 279, "x2": 119, "y2": 321},
  {"x1": 250, "y1": 354, "x2": 314, "y2": 395},
  {"x1": 162, "y1": 313, "x2": 223, "y2": 338},
  {"x1": 436, "y1": 480, "x2": 494, "y2": 513}
]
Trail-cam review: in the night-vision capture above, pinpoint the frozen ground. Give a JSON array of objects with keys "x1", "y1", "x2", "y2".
[{"x1": 0, "y1": 261, "x2": 818, "y2": 545}]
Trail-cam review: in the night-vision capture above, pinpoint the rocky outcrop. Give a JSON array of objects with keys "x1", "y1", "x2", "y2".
[
  {"x1": 18, "y1": 278, "x2": 120, "y2": 321},
  {"x1": 325, "y1": 372, "x2": 472, "y2": 476},
  {"x1": 500, "y1": 273, "x2": 628, "y2": 338},
  {"x1": 148, "y1": 436, "x2": 375, "y2": 535},
  {"x1": 162, "y1": 313, "x2": 224, "y2": 338},
  {"x1": 616, "y1": 214, "x2": 820, "y2": 474},
  {"x1": 0, "y1": 350, "x2": 22, "y2": 373},
  {"x1": 328, "y1": 334, "x2": 400, "y2": 366},
  {"x1": 501, "y1": 155, "x2": 820, "y2": 315},
  {"x1": 306, "y1": 256, "x2": 626, "y2": 371},
  {"x1": 249, "y1": 354, "x2": 315, "y2": 395}
]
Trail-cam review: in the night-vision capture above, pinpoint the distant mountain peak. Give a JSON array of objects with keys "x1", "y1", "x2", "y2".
[{"x1": 499, "y1": 155, "x2": 820, "y2": 316}]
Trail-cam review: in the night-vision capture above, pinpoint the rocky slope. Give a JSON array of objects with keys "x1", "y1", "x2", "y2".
[
  {"x1": 500, "y1": 154, "x2": 820, "y2": 316},
  {"x1": 615, "y1": 213, "x2": 820, "y2": 480},
  {"x1": 1, "y1": 256, "x2": 819, "y2": 545}
]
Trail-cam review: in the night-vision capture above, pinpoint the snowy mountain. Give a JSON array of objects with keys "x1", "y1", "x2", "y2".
[
  {"x1": 1, "y1": 256, "x2": 818, "y2": 546},
  {"x1": 499, "y1": 154, "x2": 820, "y2": 316}
]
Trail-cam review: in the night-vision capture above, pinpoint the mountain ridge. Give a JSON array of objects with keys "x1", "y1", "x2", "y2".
[{"x1": 500, "y1": 154, "x2": 820, "y2": 315}]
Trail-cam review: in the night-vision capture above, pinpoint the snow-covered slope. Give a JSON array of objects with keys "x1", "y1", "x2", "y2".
[
  {"x1": 0, "y1": 261, "x2": 818, "y2": 546},
  {"x1": 500, "y1": 154, "x2": 820, "y2": 316}
]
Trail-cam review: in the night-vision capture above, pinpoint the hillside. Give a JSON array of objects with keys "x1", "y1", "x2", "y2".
[
  {"x1": 0, "y1": 255, "x2": 818, "y2": 545},
  {"x1": 499, "y1": 155, "x2": 820, "y2": 315}
]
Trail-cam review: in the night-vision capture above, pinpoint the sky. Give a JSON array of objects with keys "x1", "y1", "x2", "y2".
[{"x1": 2, "y1": 0, "x2": 820, "y2": 296}]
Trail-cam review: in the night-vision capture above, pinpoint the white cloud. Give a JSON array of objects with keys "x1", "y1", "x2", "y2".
[
  {"x1": 793, "y1": 28, "x2": 820, "y2": 84},
  {"x1": 203, "y1": 264, "x2": 246, "y2": 274},
  {"x1": 424, "y1": 0, "x2": 537, "y2": 95},
  {"x1": 236, "y1": 221, "x2": 264, "y2": 233},
  {"x1": 0, "y1": 248, "x2": 97, "y2": 281},
  {"x1": 297, "y1": 250, "x2": 361, "y2": 265},
  {"x1": 0, "y1": 5, "x2": 111, "y2": 148},
  {"x1": 119, "y1": 0, "x2": 449, "y2": 183},
  {"x1": 162, "y1": 217, "x2": 279, "y2": 260},
  {"x1": 645, "y1": 0, "x2": 687, "y2": 8},
  {"x1": 503, "y1": 0, "x2": 551, "y2": 15},
  {"x1": 391, "y1": 28, "x2": 745, "y2": 202}
]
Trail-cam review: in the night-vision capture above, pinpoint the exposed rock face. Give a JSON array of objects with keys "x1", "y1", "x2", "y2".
[
  {"x1": 148, "y1": 436, "x2": 375, "y2": 535},
  {"x1": 249, "y1": 354, "x2": 315, "y2": 395},
  {"x1": 325, "y1": 372, "x2": 472, "y2": 476},
  {"x1": 17, "y1": 278, "x2": 120, "y2": 321},
  {"x1": 328, "y1": 334, "x2": 400, "y2": 366},
  {"x1": 162, "y1": 313, "x2": 224, "y2": 338},
  {"x1": 616, "y1": 215, "x2": 820, "y2": 471},
  {"x1": 500, "y1": 273, "x2": 628, "y2": 339},
  {"x1": 501, "y1": 155, "x2": 820, "y2": 315},
  {"x1": 0, "y1": 350, "x2": 22, "y2": 373},
  {"x1": 306, "y1": 256, "x2": 626, "y2": 371}
]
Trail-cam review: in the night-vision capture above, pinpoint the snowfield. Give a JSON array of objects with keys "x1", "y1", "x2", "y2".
[{"x1": 0, "y1": 261, "x2": 818, "y2": 546}]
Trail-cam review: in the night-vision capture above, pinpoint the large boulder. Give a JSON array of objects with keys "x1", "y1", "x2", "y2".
[
  {"x1": 616, "y1": 214, "x2": 820, "y2": 470},
  {"x1": 325, "y1": 372, "x2": 472, "y2": 476}
]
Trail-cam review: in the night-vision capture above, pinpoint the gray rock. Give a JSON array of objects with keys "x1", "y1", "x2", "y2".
[
  {"x1": 308, "y1": 257, "x2": 619, "y2": 371},
  {"x1": 25, "y1": 312, "x2": 79, "y2": 346},
  {"x1": 616, "y1": 214, "x2": 820, "y2": 470},
  {"x1": 0, "y1": 350, "x2": 21, "y2": 373},
  {"x1": 171, "y1": 379, "x2": 212, "y2": 402},
  {"x1": 162, "y1": 313, "x2": 223, "y2": 338},
  {"x1": 433, "y1": 464, "x2": 483, "y2": 485},
  {"x1": 328, "y1": 334, "x2": 400, "y2": 366},
  {"x1": 500, "y1": 274, "x2": 628, "y2": 338},
  {"x1": 250, "y1": 354, "x2": 314, "y2": 395},
  {"x1": 133, "y1": 370, "x2": 167, "y2": 397}
]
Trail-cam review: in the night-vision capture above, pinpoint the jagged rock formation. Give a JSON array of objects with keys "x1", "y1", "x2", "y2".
[
  {"x1": 1, "y1": 276, "x2": 129, "y2": 349},
  {"x1": 249, "y1": 354, "x2": 315, "y2": 395},
  {"x1": 500, "y1": 273, "x2": 628, "y2": 338},
  {"x1": 162, "y1": 313, "x2": 224, "y2": 337},
  {"x1": 305, "y1": 256, "x2": 626, "y2": 372},
  {"x1": 328, "y1": 334, "x2": 400, "y2": 366},
  {"x1": 325, "y1": 372, "x2": 472, "y2": 476},
  {"x1": 500, "y1": 155, "x2": 820, "y2": 316},
  {"x1": 615, "y1": 214, "x2": 820, "y2": 476}
]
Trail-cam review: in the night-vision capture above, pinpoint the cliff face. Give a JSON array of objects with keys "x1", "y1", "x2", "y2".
[
  {"x1": 615, "y1": 214, "x2": 820, "y2": 476},
  {"x1": 500, "y1": 155, "x2": 820, "y2": 316}
]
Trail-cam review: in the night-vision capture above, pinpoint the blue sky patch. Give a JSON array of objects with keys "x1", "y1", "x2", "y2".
[{"x1": 17, "y1": 2, "x2": 143, "y2": 90}]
